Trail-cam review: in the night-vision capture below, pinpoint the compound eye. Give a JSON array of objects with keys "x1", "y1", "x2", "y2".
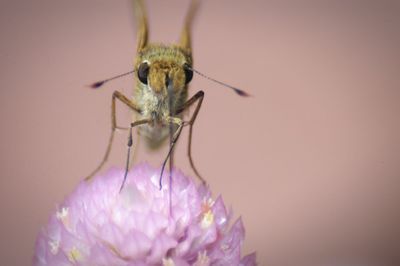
[
  {"x1": 183, "y1": 63, "x2": 193, "y2": 84},
  {"x1": 137, "y1": 62, "x2": 149, "y2": 84}
]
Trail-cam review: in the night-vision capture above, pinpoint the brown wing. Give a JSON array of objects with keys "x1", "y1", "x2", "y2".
[
  {"x1": 179, "y1": 0, "x2": 200, "y2": 54},
  {"x1": 133, "y1": 0, "x2": 148, "y2": 52}
]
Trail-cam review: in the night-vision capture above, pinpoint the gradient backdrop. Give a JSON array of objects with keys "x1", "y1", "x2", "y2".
[{"x1": 0, "y1": 0, "x2": 399, "y2": 265}]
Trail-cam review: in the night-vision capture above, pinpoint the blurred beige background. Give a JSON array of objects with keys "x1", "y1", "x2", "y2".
[{"x1": 0, "y1": 0, "x2": 399, "y2": 265}]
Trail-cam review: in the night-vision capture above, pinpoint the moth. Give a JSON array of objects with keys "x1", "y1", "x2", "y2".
[{"x1": 85, "y1": 0, "x2": 248, "y2": 191}]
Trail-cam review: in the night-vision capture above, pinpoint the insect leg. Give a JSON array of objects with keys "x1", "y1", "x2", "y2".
[
  {"x1": 176, "y1": 90, "x2": 206, "y2": 184},
  {"x1": 120, "y1": 118, "x2": 150, "y2": 192},
  {"x1": 129, "y1": 126, "x2": 141, "y2": 169},
  {"x1": 159, "y1": 117, "x2": 184, "y2": 190},
  {"x1": 85, "y1": 91, "x2": 141, "y2": 181}
]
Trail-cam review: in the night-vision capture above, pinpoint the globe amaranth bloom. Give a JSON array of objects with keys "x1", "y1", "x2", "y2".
[{"x1": 34, "y1": 164, "x2": 256, "y2": 265}]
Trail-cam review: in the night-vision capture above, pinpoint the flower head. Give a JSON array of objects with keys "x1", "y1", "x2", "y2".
[{"x1": 34, "y1": 164, "x2": 256, "y2": 265}]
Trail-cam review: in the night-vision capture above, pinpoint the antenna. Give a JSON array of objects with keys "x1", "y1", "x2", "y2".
[
  {"x1": 186, "y1": 66, "x2": 250, "y2": 97},
  {"x1": 89, "y1": 67, "x2": 250, "y2": 97},
  {"x1": 89, "y1": 70, "x2": 135, "y2": 89}
]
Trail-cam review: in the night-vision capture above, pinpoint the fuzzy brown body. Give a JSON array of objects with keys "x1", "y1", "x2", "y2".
[{"x1": 134, "y1": 44, "x2": 192, "y2": 148}]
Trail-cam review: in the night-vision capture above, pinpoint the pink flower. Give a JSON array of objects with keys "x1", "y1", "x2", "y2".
[{"x1": 33, "y1": 164, "x2": 256, "y2": 265}]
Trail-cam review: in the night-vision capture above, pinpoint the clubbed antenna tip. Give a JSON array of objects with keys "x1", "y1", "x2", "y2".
[
  {"x1": 90, "y1": 80, "x2": 106, "y2": 89},
  {"x1": 234, "y1": 88, "x2": 251, "y2": 97}
]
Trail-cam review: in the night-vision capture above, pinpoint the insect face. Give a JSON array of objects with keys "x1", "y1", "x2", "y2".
[{"x1": 134, "y1": 45, "x2": 192, "y2": 121}]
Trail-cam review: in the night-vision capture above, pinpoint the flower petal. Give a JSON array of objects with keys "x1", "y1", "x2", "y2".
[{"x1": 33, "y1": 164, "x2": 255, "y2": 265}]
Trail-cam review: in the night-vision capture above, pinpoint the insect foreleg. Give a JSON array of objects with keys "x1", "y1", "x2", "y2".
[
  {"x1": 85, "y1": 91, "x2": 141, "y2": 181},
  {"x1": 159, "y1": 117, "x2": 185, "y2": 190},
  {"x1": 120, "y1": 118, "x2": 150, "y2": 192},
  {"x1": 176, "y1": 90, "x2": 205, "y2": 184}
]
